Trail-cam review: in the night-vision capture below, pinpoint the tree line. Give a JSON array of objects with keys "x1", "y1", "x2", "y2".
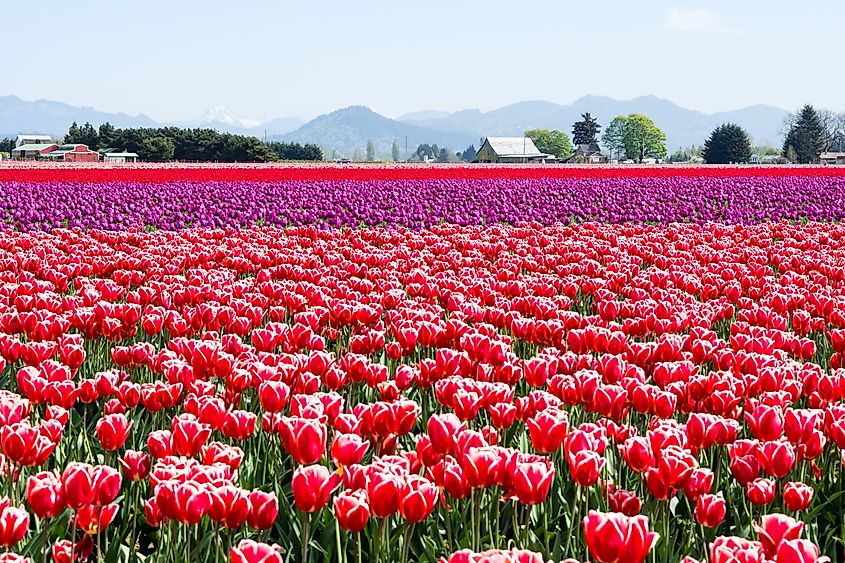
[{"x1": 57, "y1": 122, "x2": 323, "y2": 162}]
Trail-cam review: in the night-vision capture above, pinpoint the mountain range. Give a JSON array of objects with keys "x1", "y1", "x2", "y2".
[{"x1": 1, "y1": 94, "x2": 790, "y2": 156}]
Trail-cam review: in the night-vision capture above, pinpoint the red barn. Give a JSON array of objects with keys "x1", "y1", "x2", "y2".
[{"x1": 43, "y1": 144, "x2": 100, "y2": 162}]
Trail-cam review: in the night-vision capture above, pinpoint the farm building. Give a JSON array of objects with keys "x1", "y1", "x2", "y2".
[
  {"x1": 41, "y1": 144, "x2": 100, "y2": 162},
  {"x1": 475, "y1": 137, "x2": 554, "y2": 163},
  {"x1": 103, "y1": 151, "x2": 140, "y2": 163},
  {"x1": 820, "y1": 152, "x2": 845, "y2": 165},
  {"x1": 11, "y1": 143, "x2": 59, "y2": 160},
  {"x1": 568, "y1": 143, "x2": 607, "y2": 164},
  {"x1": 15, "y1": 134, "x2": 53, "y2": 148}
]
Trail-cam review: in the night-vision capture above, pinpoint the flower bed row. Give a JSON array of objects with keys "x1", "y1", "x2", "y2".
[
  {"x1": 2, "y1": 163, "x2": 845, "y2": 184},
  {"x1": 0, "y1": 223, "x2": 841, "y2": 561},
  {"x1": 3, "y1": 175, "x2": 845, "y2": 230}
]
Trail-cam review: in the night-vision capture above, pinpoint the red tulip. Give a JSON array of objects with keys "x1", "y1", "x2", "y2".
[
  {"x1": 61, "y1": 462, "x2": 95, "y2": 510},
  {"x1": 583, "y1": 510, "x2": 658, "y2": 563},
  {"x1": 756, "y1": 440, "x2": 795, "y2": 479},
  {"x1": 568, "y1": 450, "x2": 605, "y2": 487},
  {"x1": 221, "y1": 410, "x2": 257, "y2": 441},
  {"x1": 526, "y1": 408, "x2": 568, "y2": 454},
  {"x1": 279, "y1": 417, "x2": 327, "y2": 466},
  {"x1": 230, "y1": 539, "x2": 284, "y2": 563},
  {"x1": 694, "y1": 494, "x2": 726, "y2": 528},
  {"x1": 26, "y1": 471, "x2": 65, "y2": 519},
  {"x1": 746, "y1": 478, "x2": 776, "y2": 506},
  {"x1": 606, "y1": 488, "x2": 641, "y2": 516},
  {"x1": 247, "y1": 490, "x2": 278, "y2": 530},
  {"x1": 753, "y1": 514, "x2": 804, "y2": 559},
  {"x1": 783, "y1": 482, "x2": 814, "y2": 511},
  {"x1": 208, "y1": 485, "x2": 249, "y2": 529},
  {"x1": 76, "y1": 503, "x2": 119, "y2": 535},
  {"x1": 171, "y1": 415, "x2": 212, "y2": 457},
  {"x1": 775, "y1": 539, "x2": 825, "y2": 563},
  {"x1": 92, "y1": 465, "x2": 122, "y2": 506},
  {"x1": 292, "y1": 465, "x2": 342, "y2": 513},
  {"x1": 709, "y1": 536, "x2": 765, "y2": 563},
  {"x1": 258, "y1": 381, "x2": 290, "y2": 413},
  {"x1": 146, "y1": 430, "x2": 173, "y2": 459},
  {"x1": 365, "y1": 468, "x2": 404, "y2": 518},
  {"x1": 119, "y1": 450, "x2": 151, "y2": 482},
  {"x1": 745, "y1": 404, "x2": 784, "y2": 441},
  {"x1": 683, "y1": 468, "x2": 714, "y2": 502},
  {"x1": 334, "y1": 489, "x2": 370, "y2": 533},
  {"x1": 399, "y1": 475, "x2": 439, "y2": 523},
  {"x1": 427, "y1": 413, "x2": 464, "y2": 455},
  {"x1": 331, "y1": 433, "x2": 369, "y2": 467},
  {"x1": 170, "y1": 482, "x2": 212, "y2": 525},
  {"x1": 461, "y1": 447, "x2": 503, "y2": 489},
  {"x1": 0, "y1": 501, "x2": 29, "y2": 547},
  {"x1": 619, "y1": 437, "x2": 654, "y2": 473},
  {"x1": 96, "y1": 413, "x2": 132, "y2": 451},
  {"x1": 511, "y1": 458, "x2": 555, "y2": 505}
]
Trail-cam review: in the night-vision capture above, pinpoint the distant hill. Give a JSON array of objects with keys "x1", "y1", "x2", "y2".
[
  {"x1": 399, "y1": 96, "x2": 790, "y2": 150},
  {"x1": 0, "y1": 96, "x2": 302, "y2": 139},
  {"x1": 0, "y1": 95, "x2": 158, "y2": 137},
  {"x1": 1, "y1": 94, "x2": 790, "y2": 153},
  {"x1": 281, "y1": 106, "x2": 478, "y2": 158}
]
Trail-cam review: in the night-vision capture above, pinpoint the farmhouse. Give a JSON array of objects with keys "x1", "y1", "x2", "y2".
[
  {"x1": 475, "y1": 137, "x2": 554, "y2": 163},
  {"x1": 568, "y1": 143, "x2": 607, "y2": 164},
  {"x1": 15, "y1": 134, "x2": 53, "y2": 147},
  {"x1": 11, "y1": 143, "x2": 59, "y2": 160},
  {"x1": 40, "y1": 144, "x2": 100, "y2": 162},
  {"x1": 820, "y1": 151, "x2": 845, "y2": 165},
  {"x1": 103, "y1": 151, "x2": 140, "y2": 163}
]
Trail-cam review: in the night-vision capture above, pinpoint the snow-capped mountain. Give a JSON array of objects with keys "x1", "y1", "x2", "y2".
[{"x1": 197, "y1": 106, "x2": 263, "y2": 129}]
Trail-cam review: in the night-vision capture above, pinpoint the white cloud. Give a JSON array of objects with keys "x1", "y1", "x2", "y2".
[{"x1": 663, "y1": 6, "x2": 738, "y2": 34}]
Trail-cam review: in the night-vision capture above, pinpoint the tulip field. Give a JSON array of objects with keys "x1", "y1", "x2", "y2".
[{"x1": 2, "y1": 164, "x2": 845, "y2": 563}]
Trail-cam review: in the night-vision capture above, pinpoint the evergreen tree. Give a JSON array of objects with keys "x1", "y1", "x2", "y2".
[
  {"x1": 366, "y1": 139, "x2": 376, "y2": 162},
  {"x1": 461, "y1": 144, "x2": 477, "y2": 162},
  {"x1": 572, "y1": 112, "x2": 601, "y2": 146},
  {"x1": 79, "y1": 122, "x2": 99, "y2": 148},
  {"x1": 702, "y1": 123, "x2": 752, "y2": 164},
  {"x1": 140, "y1": 137, "x2": 175, "y2": 161},
  {"x1": 97, "y1": 122, "x2": 116, "y2": 150},
  {"x1": 392, "y1": 140, "x2": 401, "y2": 162},
  {"x1": 782, "y1": 105, "x2": 826, "y2": 164},
  {"x1": 65, "y1": 122, "x2": 82, "y2": 144}
]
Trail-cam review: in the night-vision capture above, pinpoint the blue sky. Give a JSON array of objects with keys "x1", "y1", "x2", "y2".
[{"x1": 2, "y1": 0, "x2": 842, "y2": 122}]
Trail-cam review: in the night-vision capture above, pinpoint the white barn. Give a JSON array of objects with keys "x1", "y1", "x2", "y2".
[
  {"x1": 15, "y1": 134, "x2": 54, "y2": 148},
  {"x1": 475, "y1": 137, "x2": 554, "y2": 163}
]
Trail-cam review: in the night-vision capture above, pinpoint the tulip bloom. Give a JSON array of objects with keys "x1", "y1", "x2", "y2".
[
  {"x1": 775, "y1": 539, "x2": 826, "y2": 563},
  {"x1": 568, "y1": 450, "x2": 605, "y2": 487},
  {"x1": 427, "y1": 413, "x2": 464, "y2": 455},
  {"x1": 279, "y1": 417, "x2": 327, "y2": 466},
  {"x1": 755, "y1": 440, "x2": 796, "y2": 479},
  {"x1": 783, "y1": 482, "x2": 814, "y2": 511},
  {"x1": 398, "y1": 475, "x2": 439, "y2": 523},
  {"x1": 753, "y1": 514, "x2": 804, "y2": 559},
  {"x1": 746, "y1": 478, "x2": 776, "y2": 506},
  {"x1": 119, "y1": 450, "x2": 151, "y2": 482},
  {"x1": 26, "y1": 471, "x2": 65, "y2": 519},
  {"x1": 0, "y1": 501, "x2": 29, "y2": 547},
  {"x1": 694, "y1": 494, "x2": 726, "y2": 528},
  {"x1": 334, "y1": 489, "x2": 370, "y2": 533},
  {"x1": 230, "y1": 539, "x2": 284, "y2": 563},
  {"x1": 95, "y1": 413, "x2": 132, "y2": 451},
  {"x1": 583, "y1": 511, "x2": 658, "y2": 563},
  {"x1": 61, "y1": 462, "x2": 96, "y2": 510},
  {"x1": 526, "y1": 408, "x2": 568, "y2": 454},
  {"x1": 76, "y1": 503, "x2": 119, "y2": 535},
  {"x1": 331, "y1": 433, "x2": 369, "y2": 467},
  {"x1": 171, "y1": 415, "x2": 212, "y2": 457},
  {"x1": 246, "y1": 490, "x2": 278, "y2": 530},
  {"x1": 511, "y1": 459, "x2": 555, "y2": 505},
  {"x1": 292, "y1": 465, "x2": 342, "y2": 513}
]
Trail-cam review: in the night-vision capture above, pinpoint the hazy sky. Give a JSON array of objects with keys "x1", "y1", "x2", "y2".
[{"x1": 3, "y1": 0, "x2": 842, "y2": 122}]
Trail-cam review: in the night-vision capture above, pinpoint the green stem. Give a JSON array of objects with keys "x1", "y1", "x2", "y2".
[{"x1": 301, "y1": 512, "x2": 311, "y2": 563}]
